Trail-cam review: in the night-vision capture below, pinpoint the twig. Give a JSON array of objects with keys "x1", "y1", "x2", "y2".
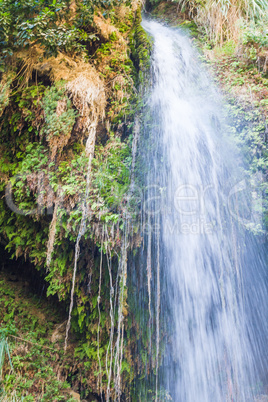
[{"x1": 8, "y1": 335, "x2": 55, "y2": 351}]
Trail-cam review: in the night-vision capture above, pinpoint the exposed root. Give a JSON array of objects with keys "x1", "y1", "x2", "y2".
[
  {"x1": 64, "y1": 216, "x2": 83, "y2": 351},
  {"x1": 57, "y1": 46, "x2": 107, "y2": 351},
  {"x1": 64, "y1": 125, "x2": 97, "y2": 351},
  {"x1": 114, "y1": 225, "x2": 128, "y2": 400}
]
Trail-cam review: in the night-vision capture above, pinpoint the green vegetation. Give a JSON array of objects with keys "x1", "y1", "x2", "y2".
[
  {"x1": 0, "y1": 0, "x2": 152, "y2": 399},
  {"x1": 0, "y1": 0, "x2": 130, "y2": 65},
  {"x1": 0, "y1": 268, "x2": 75, "y2": 401}
]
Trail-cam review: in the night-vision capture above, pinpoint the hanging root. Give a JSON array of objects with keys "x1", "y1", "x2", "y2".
[
  {"x1": 64, "y1": 223, "x2": 82, "y2": 351},
  {"x1": 114, "y1": 224, "x2": 128, "y2": 400},
  {"x1": 64, "y1": 124, "x2": 96, "y2": 351},
  {"x1": 63, "y1": 59, "x2": 106, "y2": 351}
]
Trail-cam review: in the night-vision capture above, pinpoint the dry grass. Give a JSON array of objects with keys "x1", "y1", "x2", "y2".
[
  {"x1": 17, "y1": 45, "x2": 106, "y2": 151},
  {"x1": 94, "y1": 13, "x2": 118, "y2": 40},
  {"x1": 195, "y1": 0, "x2": 268, "y2": 44},
  {"x1": 65, "y1": 66, "x2": 106, "y2": 161},
  {"x1": 170, "y1": 0, "x2": 268, "y2": 44},
  {"x1": 130, "y1": 0, "x2": 142, "y2": 12},
  {"x1": 195, "y1": 1, "x2": 240, "y2": 45},
  {"x1": 114, "y1": 4, "x2": 132, "y2": 20},
  {"x1": 66, "y1": 71, "x2": 105, "y2": 126}
]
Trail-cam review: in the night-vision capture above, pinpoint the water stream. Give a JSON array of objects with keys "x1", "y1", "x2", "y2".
[{"x1": 132, "y1": 18, "x2": 268, "y2": 401}]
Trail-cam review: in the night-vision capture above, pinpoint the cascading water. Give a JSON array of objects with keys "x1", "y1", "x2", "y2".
[{"x1": 131, "y1": 18, "x2": 268, "y2": 401}]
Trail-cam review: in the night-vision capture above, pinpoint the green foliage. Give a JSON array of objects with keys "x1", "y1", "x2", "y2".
[
  {"x1": 213, "y1": 40, "x2": 237, "y2": 57},
  {"x1": 7, "y1": 143, "x2": 48, "y2": 212},
  {"x1": 16, "y1": 84, "x2": 46, "y2": 123},
  {"x1": 0, "y1": 0, "x2": 87, "y2": 61},
  {"x1": 0, "y1": 0, "x2": 130, "y2": 64},
  {"x1": 3, "y1": 347, "x2": 71, "y2": 401},
  {"x1": 0, "y1": 275, "x2": 76, "y2": 400},
  {"x1": 42, "y1": 83, "x2": 77, "y2": 155},
  {"x1": 242, "y1": 22, "x2": 268, "y2": 49},
  {"x1": 206, "y1": 42, "x2": 268, "y2": 232},
  {"x1": 93, "y1": 137, "x2": 131, "y2": 216}
]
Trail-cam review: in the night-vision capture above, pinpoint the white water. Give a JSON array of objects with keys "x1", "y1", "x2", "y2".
[{"x1": 136, "y1": 19, "x2": 268, "y2": 401}]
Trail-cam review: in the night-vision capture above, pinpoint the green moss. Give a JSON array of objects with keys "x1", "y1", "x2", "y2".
[
  {"x1": 129, "y1": 9, "x2": 152, "y2": 85},
  {"x1": 180, "y1": 20, "x2": 199, "y2": 37}
]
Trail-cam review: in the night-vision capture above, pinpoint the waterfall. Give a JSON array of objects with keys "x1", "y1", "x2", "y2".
[{"x1": 131, "y1": 18, "x2": 268, "y2": 401}]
